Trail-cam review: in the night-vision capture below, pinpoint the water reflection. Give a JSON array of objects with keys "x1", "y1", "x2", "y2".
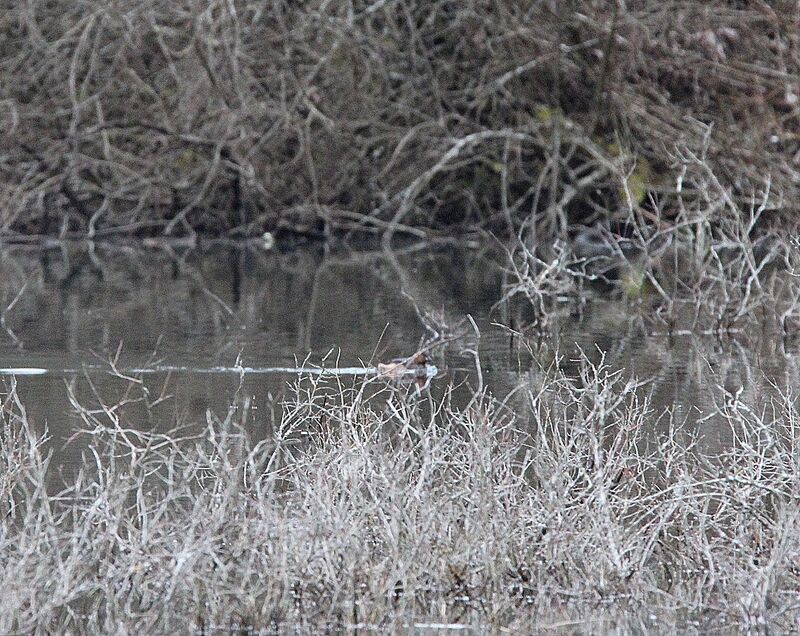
[
  {"x1": 0, "y1": 240, "x2": 798, "y2": 465},
  {"x1": 0, "y1": 241, "x2": 499, "y2": 445}
]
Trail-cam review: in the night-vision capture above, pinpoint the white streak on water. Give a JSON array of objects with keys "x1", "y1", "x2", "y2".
[{"x1": 0, "y1": 365, "x2": 438, "y2": 377}]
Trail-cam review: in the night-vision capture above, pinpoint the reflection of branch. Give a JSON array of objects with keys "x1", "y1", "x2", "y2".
[
  {"x1": 0, "y1": 276, "x2": 30, "y2": 349},
  {"x1": 303, "y1": 255, "x2": 326, "y2": 352},
  {"x1": 202, "y1": 288, "x2": 234, "y2": 316},
  {"x1": 382, "y1": 247, "x2": 469, "y2": 356}
]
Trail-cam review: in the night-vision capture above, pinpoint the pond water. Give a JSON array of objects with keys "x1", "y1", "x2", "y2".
[{"x1": 1, "y1": 240, "x2": 798, "y2": 468}]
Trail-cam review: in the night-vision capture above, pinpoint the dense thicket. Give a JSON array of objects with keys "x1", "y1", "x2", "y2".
[
  {"x1": 5, "y1": 352, "x2": 800, "y2": 632},
  {"x1": 1, "y1": 1, "x2": 798, "y2": 239}
]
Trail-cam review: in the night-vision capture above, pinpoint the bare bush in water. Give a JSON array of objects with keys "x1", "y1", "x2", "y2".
[
  {"x1": 504, "y1": 163, "x2": 800, "y2": 335},
  {"x1": 2, "y1": 351, "x2": 800, "y2": 632}
]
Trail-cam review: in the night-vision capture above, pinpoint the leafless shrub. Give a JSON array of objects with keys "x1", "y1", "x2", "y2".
[
  {"x1": 499, "y1": 238, "x2": 595, "y2": 332},
  {"x1": 1, "y1": 2, "x2": 798, "y2": 243},
  {"x1": 2, "y1": 348, "x2": 800, "y2": 632},
  {"x1": 504, "y1": 159, "x2": 800, "y2": 335},
  {"x1": 635, "y1": 166, "x2": 800, "y2": 335}
]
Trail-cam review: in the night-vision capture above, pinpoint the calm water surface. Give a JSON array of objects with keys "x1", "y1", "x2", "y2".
[{"x1": 1, "y1": 240, "x2": 798, "y2": 469}]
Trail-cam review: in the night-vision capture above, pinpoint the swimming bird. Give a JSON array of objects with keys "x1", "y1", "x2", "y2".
[{"x1": 377, "y1": 352, "x2": 431, "y2": 379}]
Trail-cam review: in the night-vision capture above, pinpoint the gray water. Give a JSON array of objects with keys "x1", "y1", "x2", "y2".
[{"x1": 1, "y1": 239, "x2": 798, "y2": 465}]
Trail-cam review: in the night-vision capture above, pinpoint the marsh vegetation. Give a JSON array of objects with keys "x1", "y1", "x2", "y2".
[
  {"x1": 4, "y1": 342, "x2": 800, "y2": 633},
  {"x1": 0, "y1": 243, "x2": 798, "y2": 632},
  {"x1": 3, "y1": 1, "x2": 800, "y2": 633}
]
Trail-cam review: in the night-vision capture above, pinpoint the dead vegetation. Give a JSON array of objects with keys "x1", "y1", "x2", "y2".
[
  {"x1": 502, "y1": 164, "x2": 800, "y2": 336},
  {"x1": 2, "y1": 347, "x2": 800, "y2": 632},
  {"x1": 1, "y1": 2, "x2": 799, "y2": 244}
]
